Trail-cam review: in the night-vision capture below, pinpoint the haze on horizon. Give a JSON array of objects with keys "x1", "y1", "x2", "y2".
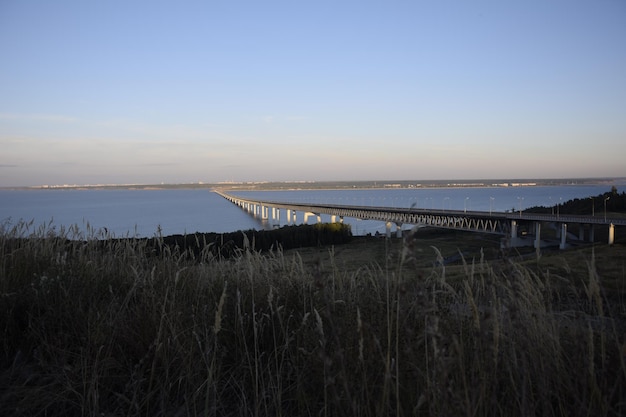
[{"x1": 1, "y1": 0, "x2": 625, "y2": 188}]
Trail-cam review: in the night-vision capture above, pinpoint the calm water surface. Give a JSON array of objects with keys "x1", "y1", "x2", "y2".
[
  {"x1": 0, "y1": 183, "x2": 621, "y2": 238},
  {"x1": 0, "y1": 189, "x2": 261, "y2": 238}
]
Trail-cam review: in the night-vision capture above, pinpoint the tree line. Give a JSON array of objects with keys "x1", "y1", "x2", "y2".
[
  {"x1": 525, "y1": 186, "x2": 625, "y2": 215},
  {"x1": 144, "y1": 222, "x2": 353, "y2": 259}
]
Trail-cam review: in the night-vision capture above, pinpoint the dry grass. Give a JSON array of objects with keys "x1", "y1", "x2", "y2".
[{"x1": 1, "y1": 220, "x2": 625, "y2": 416}]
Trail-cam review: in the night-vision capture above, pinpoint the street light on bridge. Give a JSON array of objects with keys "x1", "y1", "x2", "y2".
[
  {"x1": 604, "y1": 196, "x2": 610, "y2": 221},
  {"x1": 517, "y1": 197, "x2": 524, "y2": 217},
  {"x1": 464, "y1": 197, "x2": 470, "y2": 213},
  {"x1": 489, "y1": 197, "x2": 495, "y2": 215}
]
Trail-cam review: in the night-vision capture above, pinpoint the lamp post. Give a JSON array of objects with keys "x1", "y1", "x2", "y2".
[
  {"x1": 604, "y1": 196, "x2": 610, "y2": 221},
  {"x1": 442, "y1": 197, "x2": 450, "y2": 212},
  {"x1": 464, "y1": 197, "x2": 470, "y2": 213},
  {"x1": 489, "y1": 197, "x2": 495, "y2": 215},
  {"x1": 517, "y1": 197, "x2": 524, "y2": 217},
  {"x1": 590, "y1": 197, "x2": 595, "y2": 217}
]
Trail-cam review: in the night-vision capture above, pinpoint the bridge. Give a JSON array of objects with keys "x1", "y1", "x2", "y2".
[{"x1": 216, "y1": 190, "x2": 625, "y2": 249}]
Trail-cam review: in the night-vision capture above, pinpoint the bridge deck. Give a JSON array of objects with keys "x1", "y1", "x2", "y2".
[{"x1": 216, "y1": 190, "x2": 626, "y2": 229}]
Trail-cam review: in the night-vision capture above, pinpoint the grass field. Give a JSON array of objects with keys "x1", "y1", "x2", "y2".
[{"x1": 1, "y1": 221, "x2": 625, "y2": 416}]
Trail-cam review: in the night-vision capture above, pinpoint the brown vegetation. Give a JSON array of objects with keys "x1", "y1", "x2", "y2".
[{"x1": 1, "y1": 221, "x2": 625, "y2": 416}]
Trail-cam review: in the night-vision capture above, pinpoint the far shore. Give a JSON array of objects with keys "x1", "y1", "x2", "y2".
[{"x1": 2, "y1": 177, "x2": 623, "y2": 191}]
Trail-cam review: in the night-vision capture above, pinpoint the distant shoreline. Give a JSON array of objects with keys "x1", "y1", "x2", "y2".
[{"x1": 1, "y1": 177, "x2": 624, "y2": 191}]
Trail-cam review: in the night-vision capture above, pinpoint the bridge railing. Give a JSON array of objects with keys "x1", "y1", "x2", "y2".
[{"x1": 217, "y1": 190, "x2": 626, "y2": 226}]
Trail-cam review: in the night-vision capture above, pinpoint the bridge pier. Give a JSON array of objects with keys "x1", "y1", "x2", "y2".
[
  {"x1": 560, "y1": 223, "x2": 567, "y2": 250},
  {"x1": 609, "y1": 223, "x2": 614, "y2": 245},
  {"x1": 271, "y1": 207, "x2": 280, "y2": 225},
  {"x1": 534, "y1": 222, "x2": 541, "y2": 249},
  {"x1": 303, "y1": 212, "x2": 321, "y2": 225},
  {"x1": 385, "y1": 222, "x2": 403, "y2": 238}
]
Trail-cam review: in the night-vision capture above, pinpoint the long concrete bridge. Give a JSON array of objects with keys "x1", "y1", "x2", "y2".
[{"x1": 216, "y1": 190, "x2": 625, "y2": 249}]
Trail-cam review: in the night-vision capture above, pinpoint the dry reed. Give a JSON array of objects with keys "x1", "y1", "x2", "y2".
[{"x1": 0, "y1": 219, "x2": 624, "y2": 416}]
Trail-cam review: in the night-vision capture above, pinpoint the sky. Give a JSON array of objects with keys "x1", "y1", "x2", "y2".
[{"x1": 1, "y1": 0, "x2": 625, "y2": 187}]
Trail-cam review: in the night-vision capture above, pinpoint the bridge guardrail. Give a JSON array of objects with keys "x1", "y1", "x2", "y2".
[{"x1": 217, "y1": 190, "x2": 625, "y2": 227}]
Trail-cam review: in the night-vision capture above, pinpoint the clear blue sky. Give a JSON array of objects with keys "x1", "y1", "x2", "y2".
[{"x1": 1, "y1": 0, "x2": 625, "y2": 186}]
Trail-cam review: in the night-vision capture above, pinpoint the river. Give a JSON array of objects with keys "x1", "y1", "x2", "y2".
[{"x1": 0, "y1": 182, "x2": 622, "y2": 238}]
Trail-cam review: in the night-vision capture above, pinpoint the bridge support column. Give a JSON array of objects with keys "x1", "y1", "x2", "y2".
[
  {"x1": 534, "y1": 222, "x2": 541, "y2": 249},
  {"x1": 261, "y1": 206, "x2": 268, "y2": 220},
  {"x1": 579, "y1": 225, "x2": 585, "y2": 241},
  {"x1": 304, "y1": 212, "x2": 319, "y2": 224},
  {"x1": 560, "y1": 223, "x2": 567, "y2": 250},
  {"x1": 384, "y1": 222, "x2": 402, "y2": 238},
  {"x1": 609, "y1": 223, "x2": 614, "y2": 245},
  {"x1": 510, "y1": 220, "x2": 517, "y2": 239}
]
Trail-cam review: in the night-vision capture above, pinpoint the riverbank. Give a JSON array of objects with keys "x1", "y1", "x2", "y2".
[{"x1": 4, "y1": 176, "x2": 624, "y2": 191}]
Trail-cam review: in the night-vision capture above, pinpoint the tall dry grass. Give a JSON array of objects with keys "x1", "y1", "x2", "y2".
[{"x1": 0, "y1": 220, "x2": 624, "y2": 416}]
